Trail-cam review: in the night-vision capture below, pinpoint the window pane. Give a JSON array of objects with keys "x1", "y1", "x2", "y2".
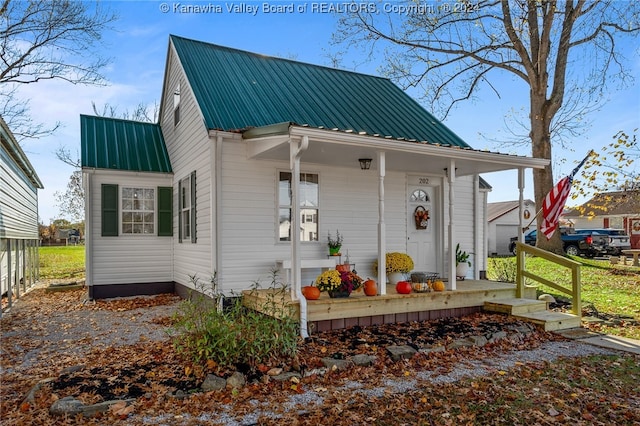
[
  {"x1": 144, "y1": 200, "x2": 154, "y2": 211},
  {"x1": 122, "y1": 188, "x2": 132, "y2": 198},
  {"x1": 279, "y1": 172, "x2": 291, "y2": 207},
  {"x1": 123, "y1": 212, "x2": 133, "y2": 222},
  {"x1": 122, "y1": 223, "x2": 132, "y2": 234},
  {"x1": 184, "y1": 212, "x2": 190, "y2": 237},
  {"x1": 144, "y1": 224, "x2": 154, "y2": 234},
  {"x1": 279, "y1": 208, "x2": 291, "y2": 241},
  {"x1": 300, "y1": 209, "x2": 318, "y2": 241}
]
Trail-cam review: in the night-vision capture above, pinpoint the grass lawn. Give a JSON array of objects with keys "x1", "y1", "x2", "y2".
[
  {"x1": 488, "y1": 256, "x2": 640, "y2": 339},
  {"x1": 39, "y1": 245, "x2": 85, "y2": 280}
]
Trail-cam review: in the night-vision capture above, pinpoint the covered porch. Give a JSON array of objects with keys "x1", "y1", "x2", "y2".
[{"x1": 243, "y1": 279, "x2": 536, "y2": 334}]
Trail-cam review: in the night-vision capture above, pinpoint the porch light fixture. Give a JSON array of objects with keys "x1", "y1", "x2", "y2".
[{"x1": 359, "y1": 158, "x2": 372, "y2": 170}]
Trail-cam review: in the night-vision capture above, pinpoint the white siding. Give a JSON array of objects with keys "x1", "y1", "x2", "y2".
[
  {"x1": 160, "y1": 46, "x2": 214, "y2": 288},
  {"x1": 1, "y1": 144, "x2": 39, "y2": 239},
  {"x1": 86, "y1": 170, "x2": 173, "y2": 286},
  {"x1": 218, "y1": 138, "x2": 425, "y2": 292}
]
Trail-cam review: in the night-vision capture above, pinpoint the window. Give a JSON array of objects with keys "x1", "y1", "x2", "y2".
[
  {"x1": 278, "y1": 172, "x2": 318, "y2": 242},
  {"x1": 173, "y1": 84, "x2": 181, "y2": 126},
  {"x1": 122, "y1": 187, "x2": 155, "y2": 234},
  {"x1": 179, "y1": 171, "x2": 196, "y2": 243}
]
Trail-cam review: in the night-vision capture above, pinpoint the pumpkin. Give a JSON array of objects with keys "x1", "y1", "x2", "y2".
[
  {"x1": 364, "y1": 278, "x2": 377, "y2": 296},
  {"x1": 395, "y1": 281, "x2": 412, "y2": 294},
  {"x1": 302, "y1": 285, "x2": 320, "y2": 300},
  {"x1": 432, "y1": 280, "x2": 445, "y2": 292}
]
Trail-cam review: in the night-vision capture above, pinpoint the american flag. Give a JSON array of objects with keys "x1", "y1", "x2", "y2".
[{"x1": 540, "y1": 151, "x2": 592, "y2": 240}]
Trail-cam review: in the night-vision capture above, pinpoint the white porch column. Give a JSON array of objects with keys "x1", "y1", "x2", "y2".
[
  {"x1": 377, "y1": 151, "x2": 387, "y2": 295},
  {"x1": 447, "y1": 160, "x2": 456, "y2": 290},
  {"x1": 290, "y1": 136, "x2": 309, "y2": 338}
]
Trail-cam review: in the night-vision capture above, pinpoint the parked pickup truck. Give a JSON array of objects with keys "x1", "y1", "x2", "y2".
[
  {"x1": 509, "y1": 227, "x2": 609, "y2": 257},
  {"x1": 573, "y1": 228, "x2": 631, "y2": 255}
]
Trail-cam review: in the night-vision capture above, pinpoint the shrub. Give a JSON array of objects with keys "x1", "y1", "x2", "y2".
[
  {"x1": 170, "y1": 271, "x2": 299, "y2": 373},
  {"x1": 487, "y1": 257, "x2": 518, "y2": 283}
]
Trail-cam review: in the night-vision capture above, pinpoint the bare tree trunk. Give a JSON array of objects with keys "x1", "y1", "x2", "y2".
[{"x1": 530, "y1": 92, "x2": 563, "y2": 253}]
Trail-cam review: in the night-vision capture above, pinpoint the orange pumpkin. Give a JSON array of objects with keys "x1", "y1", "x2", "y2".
[
  {"x1": 432, "y1": 280, "x2": 445, "y2": 292},
  {"x1": 302, "y1": 286, "x2": 320, "y2": 300},
  {"x1": 364, "y1": 278, "x2": 377, "y2": 296}
]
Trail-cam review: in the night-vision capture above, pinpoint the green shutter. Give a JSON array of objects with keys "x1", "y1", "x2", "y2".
[
  {"x1": 190, "y1": 171, "x2": 197, "y2": 243},
  {"x1": 178, "y1": 179, "x2": 183, "y2": 242},
  {"x1": 157, "y1": 186, "x2": 173, "y2": 236},
  {"x1": 101, "y1": 184, "x2": 118, "y2": 236}
]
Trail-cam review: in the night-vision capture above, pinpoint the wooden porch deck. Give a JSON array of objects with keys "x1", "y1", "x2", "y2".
[{"x1": 243, "y1": 280, "x2": 532, "y2": 334}]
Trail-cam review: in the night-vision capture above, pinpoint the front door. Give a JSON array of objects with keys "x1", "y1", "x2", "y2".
[{"x1": 407, "y1": 177, "x2": 440, "y2": 274}]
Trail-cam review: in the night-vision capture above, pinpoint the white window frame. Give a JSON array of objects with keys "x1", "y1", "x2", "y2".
[
  {"x1": 121, "y1": 186, "x2": 155, "y2": 235},
  {"x1": 277, "y1": 171, "x2": 319, "y2": 243}
]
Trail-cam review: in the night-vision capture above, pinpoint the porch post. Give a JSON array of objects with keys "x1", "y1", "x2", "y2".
[
  {"x1": 377, "y1": 151, "x2": 386, "y2": 295},
  {"x1": 518, "y1": 167, "x2": 525, "y2": 244},
  {"x1": 290, "y1": 136, "x2": 309, "y2": 338},
  {"x1": 447, "y1": 160, "x2": 456, "y2": 290}
]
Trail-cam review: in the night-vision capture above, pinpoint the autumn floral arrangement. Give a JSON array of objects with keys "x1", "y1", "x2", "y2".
[
  {"x1": 373, "y1": 252, "x2": 414, "y2": 274},
  {"x1": 315, "y1": 269, "x2": 363, "y2": 293}
]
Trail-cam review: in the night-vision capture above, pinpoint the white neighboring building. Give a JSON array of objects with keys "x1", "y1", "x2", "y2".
[
  {"x1": 1, "y1": 116, "x2": 43, "y2": 309},
  {"x1": 487, "y1": 200, "x2": 536, "y2": 256}
]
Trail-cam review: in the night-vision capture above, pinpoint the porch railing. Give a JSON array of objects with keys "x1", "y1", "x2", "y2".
[{"x1": 515, "y1": 242, "x2": 582, "y2": 317}]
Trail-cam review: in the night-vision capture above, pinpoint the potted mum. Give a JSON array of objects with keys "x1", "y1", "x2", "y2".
[
  {"x1": 373, "y1": 252, "x2": 414, "y2": 285},
  {"x1": 327, "y1": 229, "x2": 343, "y2": 256},
  {"x1": 315, "y1": 269, "x2": 363, "y2": 298}
]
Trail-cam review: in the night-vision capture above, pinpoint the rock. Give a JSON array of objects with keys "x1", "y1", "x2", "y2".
[
  {"x1": 447, "y1": 338, "x2": 475, "y2": 350},
  {"x1": 488, "y1": 331, "x2": 508, "y2": 342},
  {"x1": 538, "y1": 294, "x2": 556, "y2": 304},
  {"x1": 271, "y1": 372, "x2": 302, "y2": 382},
  {"x1": 468, "y1": 335, "x2": 488, "y2": 347},
  {"x1": 419, "y1": 345, "x2": 445, "y2": 355},
  {"x1": 60, "y1": 365, "x2": 85, "y2": 375},
  {"x1": 50, "y1": 396, "x2": 84, "y2": 416},
  {"x1": 321, "y1": 357, "x2": 352, "y2": 371},
  {"x1": 201, "y1": 374, "x2": 226, "y2": 392},
  {"x1": 386, "y1": 345, "x2": 417, "y2": 361},
  {"x1": 267, "y1": 367, "x2": 283, "y2": 376},
  {"x1": 226, "y1": 371, "x2": 245, "y2": 389},
  {"x1": 81, "y1": 400, "x2": 132, "y2": 417},
  {"x1": 351, "y1": 354, "x2": 377, "y2": 367}
]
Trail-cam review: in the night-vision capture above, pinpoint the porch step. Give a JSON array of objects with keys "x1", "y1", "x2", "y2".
[
  {"x1": 483, "y1": 298, "x2": 581, "y2": 331},
  {"x1": 484, "y1": 298, "x2": 547, "y2": 315},
  {"x1": 513, "y1": 311, "x2": 582, "y2": 332}
]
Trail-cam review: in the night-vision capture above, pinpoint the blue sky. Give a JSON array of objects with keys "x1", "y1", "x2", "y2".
[{"x1": 15, "y1": 1, "x2": 640, "y2": 223}]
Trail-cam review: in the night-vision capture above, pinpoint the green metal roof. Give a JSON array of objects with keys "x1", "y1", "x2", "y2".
[
  {"x1": 81, "y1": 115, "x2": 172, "y2": 173},
  {"x1": 171, "y1": 35, "x2": 471, "y2": 148}
]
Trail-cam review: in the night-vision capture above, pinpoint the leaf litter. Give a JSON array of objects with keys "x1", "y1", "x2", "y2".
[{"x1": 1, "y1": 288, "x2": 639, "y2": 425}]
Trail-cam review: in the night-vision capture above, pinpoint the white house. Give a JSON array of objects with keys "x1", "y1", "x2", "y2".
[
  {"x1": 1, "y1": 116, "x2": 43, "y2": 312},
  {"x1": 81, "y1": 35, "x2": 548, "y2": 304},
  {"x1": 487, "y1": 199, "x2": 536, "y2": 256}
]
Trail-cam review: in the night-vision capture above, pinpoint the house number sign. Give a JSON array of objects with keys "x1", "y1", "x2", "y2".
[{"x1": 418, "y1": 177, "x2": 430, "y2": 185}]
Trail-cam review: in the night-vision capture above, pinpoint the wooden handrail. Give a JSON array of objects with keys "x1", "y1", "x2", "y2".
[{"x1": 515, "y1": 242, "x2": 582, "y2": 317}]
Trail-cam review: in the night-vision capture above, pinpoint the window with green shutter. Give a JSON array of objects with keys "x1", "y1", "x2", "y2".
[
  {"x1": 157, "y1": 187, "x2": 173, "y2": 236},
  {"x1": 101, "y1": 184, "x2": 119, "y2": 236}
]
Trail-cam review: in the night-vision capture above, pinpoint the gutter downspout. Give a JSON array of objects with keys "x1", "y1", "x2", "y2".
[
  {"x1": 377, "y1": 151, "x2": 387, "y2": 295},
  {"x1": 447, "y1": 160, "x2": 457, "y2": 290},
  {"x1": 215, "y1": 135, "x2": 223, "y2": 311},
  {"x1": 290, "y1": 135, "x2": 309, "y2": 338}
]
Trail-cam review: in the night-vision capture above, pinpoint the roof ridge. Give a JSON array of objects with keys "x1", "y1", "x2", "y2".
[
  {"x1": 168, "y1": 34, "x2": 390, "y2": 82},
  {"x1": 80, "y1": 114, "x2": 160, "y2": 126}
]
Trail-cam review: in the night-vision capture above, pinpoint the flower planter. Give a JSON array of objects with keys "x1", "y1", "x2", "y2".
[
  {"x1": 456, "y1": 263, "x2": 469, "y2": 279},
  {"x1": 388, "y1": 272, "x2": 406, "y2": 285},
  {"x1": 328, "y1": 290, "x2": 350, "y2": 298},
  {"x1": 329, "y1": 246, "x2": 341, "y2": 256}
]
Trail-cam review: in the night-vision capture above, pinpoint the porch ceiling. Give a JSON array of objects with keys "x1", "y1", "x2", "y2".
[{"x1": 244, "y1": 125, "x2": 548, "y2": 177}]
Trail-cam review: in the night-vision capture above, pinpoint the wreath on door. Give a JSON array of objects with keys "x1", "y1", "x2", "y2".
[{"x1": 414, "y1": 206, "x2": 430, "y2": 230}]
